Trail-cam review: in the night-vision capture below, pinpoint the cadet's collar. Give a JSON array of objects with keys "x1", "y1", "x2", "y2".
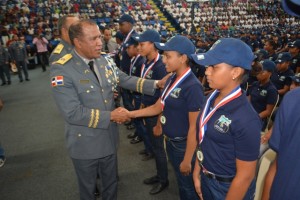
[{"x1": 74, "y1": 50, "x2": 94, "y2": 65}]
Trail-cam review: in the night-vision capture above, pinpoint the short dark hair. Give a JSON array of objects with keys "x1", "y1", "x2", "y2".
[
  {"x1": 69, "y1": 19, "x2": 98, "y2": 46},
  {"x1": 58, "y1": 15, "x2": 77, "y2": 35}
]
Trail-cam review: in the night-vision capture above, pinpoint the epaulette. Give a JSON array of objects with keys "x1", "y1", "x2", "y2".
[
  {"x1": 53, "y1": 44, "x2": 64, "y2": 54},
  {"x1": 101, "y1": 52, "x2": 107, "y2": 55},
  {"x1": 53, "y1": 54, "x2": 72, "y2": 65}
]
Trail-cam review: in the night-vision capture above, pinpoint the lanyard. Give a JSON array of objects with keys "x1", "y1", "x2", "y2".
[
  {"x1": 129, "y1": 54, "x2": 140, "y2": 76},
  {"x1": 198, "y1": 86, "x2": 242, "y2": 144},
  {"x1": 140, "y1": 53, "x2": 160, "y2": 78},
  {"x1": 160, "y1": 68, "x2": 191, "y2": 110},
  {"x1": 120, "y1": 29, "x2": 134, "y2": 52}
]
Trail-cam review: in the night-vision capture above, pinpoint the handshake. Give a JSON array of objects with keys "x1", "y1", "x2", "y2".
[{"x1": 110, "y1": 107, "x2": 132, "y2": 124}]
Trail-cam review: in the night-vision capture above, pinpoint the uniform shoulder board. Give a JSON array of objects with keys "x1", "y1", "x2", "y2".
[
  {"x1": 101, "y1": 52, "x2": 107, "y2": 55},
  {"x1": 53, "y1": 54, "x2": 72, "y2": 65},
  {"x1": 53, "y1": 44, "x2": 64, "y2": 54}
]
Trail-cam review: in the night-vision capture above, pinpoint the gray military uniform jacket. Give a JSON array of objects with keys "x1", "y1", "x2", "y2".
[
  {"x1": 50, "y1": 51, "x2": 156, "y2": 159},
  {"x1": 49, "y1": 39, "x2": 73, "y2": 63},
  {"x1": 0, "y1": 46, "x2": 10, "y2": 65}
]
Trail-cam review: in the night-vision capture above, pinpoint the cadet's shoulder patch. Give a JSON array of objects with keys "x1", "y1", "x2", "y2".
[
  {"x1": 53, "y1": 54, "x2": 72, "y2": 65},
  {"x1": 53, "y1": 44, "x2": 64, "y2": 54}
]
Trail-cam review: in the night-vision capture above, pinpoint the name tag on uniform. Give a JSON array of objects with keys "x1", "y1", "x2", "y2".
[{"x1": 80, "y1": 79, "x2": 90, "y2": 84}]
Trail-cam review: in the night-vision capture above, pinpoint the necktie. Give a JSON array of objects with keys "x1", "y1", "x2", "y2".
[
  {"x1": 105, "y1": 42, "x2": 109, "y2": 53},
  {"x1": 88, "y1": 61, "x2": 99, "y2": 82}
]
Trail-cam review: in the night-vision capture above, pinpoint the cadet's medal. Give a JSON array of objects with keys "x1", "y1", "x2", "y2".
[
  {"x1": 196, "y1": 148, "x2": 204, "y2": 164},
  {"x1": 160, "y1": 115, "x2": 166, "y2": 124}
]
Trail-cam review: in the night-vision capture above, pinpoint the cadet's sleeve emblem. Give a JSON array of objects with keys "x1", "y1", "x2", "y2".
[
  {"x1": 53, "y1": 54, "x2": 72, "y2": 65},
  {"x1": 51, "y1": 76, "x2": 64, "y2": 87},
  {"x1": 53, "y1": 44, "x2": 64, "y2": 54}
]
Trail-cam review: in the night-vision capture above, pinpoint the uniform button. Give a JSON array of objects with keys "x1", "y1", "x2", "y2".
[
  {"x1": 78, "y1": 133, "x2": 81, "y2": 137},
  {"x1": 87, "y1": 90, "x2": 90, "y2": 93},
  {"x1": 104, "y1": 100, "x2": 108, "y2": 103},
  {"x1": 91, "y1": 85, "x2": 94, "y2": 89}
]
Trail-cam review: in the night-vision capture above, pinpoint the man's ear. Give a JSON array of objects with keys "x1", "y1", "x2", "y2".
[{"x1": 74, "y1": 38, "x2": 81, "y2": 49}]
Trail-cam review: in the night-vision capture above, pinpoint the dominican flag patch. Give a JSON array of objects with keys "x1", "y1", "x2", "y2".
[{"x1": 52, "y1": 76, "x2": 64, "y2": 87}]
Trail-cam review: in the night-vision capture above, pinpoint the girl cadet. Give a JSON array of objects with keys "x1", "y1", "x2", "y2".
[
  {"x1": 191, "y1": 38, "x2": 261, "y2": 200},
  {"x1": 126, "y1": 35, "x2": 204, "y2": 199}
]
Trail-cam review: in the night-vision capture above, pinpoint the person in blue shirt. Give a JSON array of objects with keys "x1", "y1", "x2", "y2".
[
  {"x1": 117, "y1": 14, "x2": 137, "y2": 130},
  {"x1": 262, "y1": 88, "x2": 300, "y2": 200},
  {"x1": 271, "y1": 52, "x2": 294, "y2": 104},
  {"x1": 132, "y1": 29, "x2": 169, "y2": 195},
  {"x1": 123, "y1": 35, "x2": 204, "y2": 199},
  {"x1": 248, "y1": 59, "x2": 278, "y2": 131},
  {"x1": 191, "y1": 38, "x2": 261, "y2": 200},
  {"x1": 124, "y1": 37, "x2": 151, "y2": 153}
]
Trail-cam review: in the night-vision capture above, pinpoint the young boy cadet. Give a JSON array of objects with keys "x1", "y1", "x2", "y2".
[
  {"x1": 271, "y1": 52, "x2": 294, "y2": 104},
  {"x1": 133, "y1": 29, "x2": 169, "y2": 195}
]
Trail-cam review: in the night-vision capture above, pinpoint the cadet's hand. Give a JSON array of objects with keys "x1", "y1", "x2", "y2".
[
  {"x1": 193, "y1": 167, "x2": 204, "y2": 200},
  {"x1": 156, "y1": 73, "x2": 172, "y2": 89},
  {"x1": 153, "y1": 124, "x2": 162, "y2": 137},
  {"x1": 261, "y1": 129, "x2": 272, "y2": 144},
  {"x1": 111, "y1": 107, "x2": 130, "y2": 124},
  {"x1": 180, "y1": 160, "x2": 192, "y2": 176}
]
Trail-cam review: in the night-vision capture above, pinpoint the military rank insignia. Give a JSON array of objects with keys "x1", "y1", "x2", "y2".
[{"x1": 51, "y1": 76, "x2": 64, "y2": 87}]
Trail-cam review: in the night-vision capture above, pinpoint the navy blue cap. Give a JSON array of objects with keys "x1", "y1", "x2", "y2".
[
  {"x1": 282, "y1": 0, "x2": 300, "y2": 17},
  {"x1": 118, "y1": 14, "x2": 135, "y2": 24},
  {"x1": 255, "y1": 49, "x2": 269, "y2": 61},
  {"x1": 275, "y1": 52, "x2": 292, "y2": 63},
  {"x1": 114, "y1": 31, "x2": 124, "y2": 41},
  {"x1": 124, "y1": 36, "x2": 138, "y2": 48},
  {"x1": 260, "y1": 59, "x2": 276, "y2": 72},
  {"x1": 191, "y1": 38, "x2": 254, "y2": 70},
  {"x1": 288, "y1": 39, "x2": 300, "y2": 48},
  {"x1": 133, "y1": 29, "x2": 160, "y2": 43},
  {"x1": 289, "y1": 73, "x2": 300, "y2": 83},
  {"x1": 154, "y1": 35, "x2": 195, "y2": 58}
]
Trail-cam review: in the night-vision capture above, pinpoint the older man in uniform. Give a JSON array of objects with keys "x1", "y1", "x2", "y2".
[
  {"x1": 50, "y1": 19, "x2": 160, "y2": 200},
  {"x1": 0, "y1": 42, "x2": 11, "y2": 85},
  {"x1": 49, "y1": 15, "x2": 79, "y2": 63}
]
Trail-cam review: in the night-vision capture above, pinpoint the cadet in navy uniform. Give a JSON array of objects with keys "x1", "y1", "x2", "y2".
[
  {"x1": 50, "y1": 20, "x2": 160, "y2": 200},
  {"x1": 264, "y1": 40, "x2": 278, "y2": 62},
  {"x1": 191, "y1": 38, "x2": 261, "y2": 200},
  {"x1": 288, "y1": 39, "x2": 300, "y2": 73},
  {"x1": 117, "y1": 14, "x2": 137, "y2": 129},
  {"x1": 132, "y1": 30, "x2": 169, "y2": 195},
  {"x1": 8, "y1": 34, "x2": 29, "y2": 82},
  {"x1": 124, "y1": 37, "x2": 149, "y2": 147},
  {"x1": 125, "y1": 36, "x2": 204, "y2": 199},
  {"x1": 49, "y1": 15, "x2": 79, "y2": 63},
  {"x1": 248, "y1": 59, "x2": 278, "y2": 131},
  {"x1": 271, "y1": 52, "x2": 294, "y2": 103},
  {"x1": 262, "y1": 87, "x2": 300, "y2": 200}
]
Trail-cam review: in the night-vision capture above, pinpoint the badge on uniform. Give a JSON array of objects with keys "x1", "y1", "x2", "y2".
[
  {"x1": 160, "y1": 115, "x2": 166, "y2": 125},
  {"x1": 51, "y1": 76, "x2": 64, "y2": 87},
  {"x1": 214, "y1": 115, "x2": 231, "y2": 133},
  {"x1": 170, "y1": 88, "x2": 181, "y2": 98},
  {"x1": 260, "y1": 89, "x2": 267, "y2": 96},
  {"x1": 196, "y1": 147, "x2": 204, "y2": 164}
]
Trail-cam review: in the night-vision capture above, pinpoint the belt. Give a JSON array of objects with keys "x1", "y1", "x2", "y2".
[
  {"x1": 164, "y1": 135, "x2": 187, "y2": 142},
  {"x1": 202, "y1": 171, "x2": 234, "y2": 183}
]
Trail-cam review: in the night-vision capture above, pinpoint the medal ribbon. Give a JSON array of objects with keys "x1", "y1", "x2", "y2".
[
  {"x1": 140, "y1": 53, "x2": 160, "y2": 78},
  {"x1": 160, "y1": 68, "x2": 191, "y2": 111},
  {"x1": 198, "y1": 86, "x2": 242, "y2": 144},
  {"x1": 129, "y1": 54, "x2": 140, "y2": 76},
  {"x1": 119, "y1": 29, "x2": 134, "y2": 52}
]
